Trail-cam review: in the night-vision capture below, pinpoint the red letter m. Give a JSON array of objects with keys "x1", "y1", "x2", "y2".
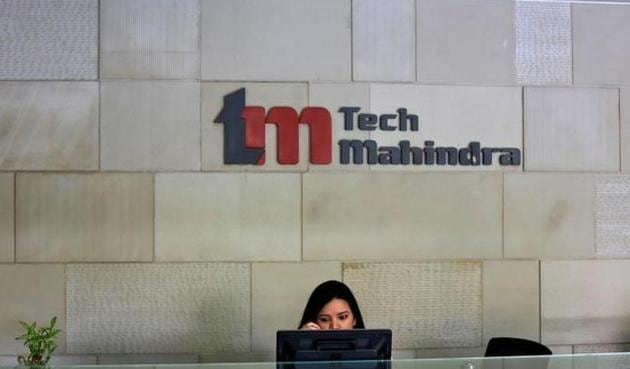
[{"x1": 241, "y1": 106, "x2": 332, "y2": 165}]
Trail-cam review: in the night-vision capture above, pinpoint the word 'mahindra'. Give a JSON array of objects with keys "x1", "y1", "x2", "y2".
[{"x1": 337, "y1": 107, "x2": 520, "y2": 166}]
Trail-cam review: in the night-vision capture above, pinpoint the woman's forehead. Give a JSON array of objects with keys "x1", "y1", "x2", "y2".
[{"x1": 319, "y1": 298, "x2": 352, "y2": 314}]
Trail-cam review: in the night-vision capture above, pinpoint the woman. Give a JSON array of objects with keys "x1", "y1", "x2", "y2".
[{"x1": 299, "y1": 280, "x2": 366, "y2": 330}]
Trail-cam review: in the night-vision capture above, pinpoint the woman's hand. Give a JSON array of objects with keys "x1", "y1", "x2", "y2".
[{"x1": 300, "y1": 322, "x2": 321, "y2": 330}]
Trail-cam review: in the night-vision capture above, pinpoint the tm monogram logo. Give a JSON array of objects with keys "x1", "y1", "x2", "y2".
[{"x1": 215, "y1": 88, "x2": 332, "y2": 165}]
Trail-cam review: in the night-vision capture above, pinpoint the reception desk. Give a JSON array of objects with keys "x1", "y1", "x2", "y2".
[{"x1": 2, "y1": 353, "x2": 630, "y2": 369}]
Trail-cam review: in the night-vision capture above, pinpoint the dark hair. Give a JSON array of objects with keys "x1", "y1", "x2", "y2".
[{"x1": 298, "y1": 280, "x2": 365, "y2": 329}]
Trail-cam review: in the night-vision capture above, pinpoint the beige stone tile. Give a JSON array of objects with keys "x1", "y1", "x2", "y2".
[
  {"x1": 417, "y1": 0, "x2": 514, "y2": 85},
  {"x1": 200, "y1": 352, "x2": 274, "y2": 363},
  {"x1": 251, "y1": 262, "x2": 341, "y2": 352},
  {"x1": 542, "y1": 260, "x2": 630, "y2": 344},
  {"x1": 515, "y1": 1, "x2": 572, "y2": 86},
  {"x1": 0, "y1": 173, "x2": 13, "y2": 263},
  {"x1": 101, "y1": 81, "x2": 200, "y2": 171},
  {"x1": 596, "y1": 175, "x2": 630, "y2": 257},
  {"x1": 0, "y1": 0, "x2": 97, "y2": 80},
  {"x1": 548, "y1": 345, "x2": 573, "y2": 355},
  {"x1": 155, "y1": 173, "x2": 300, "y2": 261},
  {"x1": 201, "y1": 82, "x2": 308, "y2": 171},
  {"x1": 415, "y1": 347, "x2": 485, "y2": 358},
  {"x1": 344, "y1": 262, "x2": 482, "y2": 349},
  {"x1": 201, "y1": 0, "x2": 351, "y2": 81},
  {"x1": 574, "y1": 343, "x2": 630, "y2": 354},
  {"x1": 622, "y1": 89, "x2": 630, "y2": 171},
  {"x1": 50, "y1": 356, "x2": 98, "y2": 365},
  {"x1": 483, "y1": 261, "x2": 540, "y2": 345},
  {"x1": 504, "y1": 174, "x2": 595, "y2": 259},
  {"x1": 524, "y1": 87, "x2": 619, "y2": 171},
  {"x1": 100, "y1": 0, "x2": 199, "y2": 79},
  {"x1": 16, "y1": 173, "x2": 153, "y2": 262},
  {"x1": 0, "y1": 82, "x2": 98, "y2": 170},
  {"x1": 66, "y1": 264, "x2": 249, "y2": 354},
  {"x1": 0, "y1": 265, "x2": 65, "y2": 355},
  {"x1": 573, "y1": 3, "x2": 630, "y2": 87},
  {"x1": 369, "y1": 84, "x2": 522, "y2": 172},
  {"x1": 98, "y1": 354, "x2": 199, "y2": 364},
  {"x1": 353, "y1": 0, "x2": 415, "y2": 82},
  {"x1": 303, "y1": 173, "x2": 502, "y2": 260},
  {"x1": 308, "y1": 83, "x2": 370, "y2": 171}
]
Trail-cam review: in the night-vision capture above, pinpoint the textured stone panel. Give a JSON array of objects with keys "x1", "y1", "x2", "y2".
[
  {"x1": 369, "y1": 84, "x2": 522, "y2": 172},
  {"x1": 101, "y1": 0, "x2": 199, "y2": 79},
  {"x1": 308, "y1": 83, "x2": 370, "y2": 171},
  {"x1": 101, "y1": 81, "x2": 200, "y2": 171},
  {"x1": 344, "y1": 262, "x2": 482, "y2": 348},
  {"x1": 416, "y1": 348, "x2": 485, "y2": 358},
  {"x1": 524, "y1": 87, "x2": 619, "y2": 171},
  {"x1": 98, "y1": 354, "x2": 199, "y2": 364},
  {"x1": 574, "y1": 344, "x2": 630, "y2": 354},
  {"x1": 0, "y1": 265, "x2": 65, "y2": 354},
  {"x1": 16, "y1": 173, "x2": 153, "y2": 262},
  {"x1": 483, "y1": 261, "x2": 539, "y2": 345},
  {"x1": 252, "y1": 262, "x2": 341, "y2": 351},
  {"x1": 573, "y1": 3, "x2": 630, "y2": 86},
  {"x1": 202, "y1": 82, "x2": 308, "y2": 171},
  {"x1": 596, "y1": 175, "x2": 630, "y2": 257},
  {"x1": 0, "y1": 173, "x2": 13, "y2": 263},
  {"x1": 542, "y1": 260, "x2": 630, "y2": 344},
  {"x1": 66, "y1": 264, "x2": 250, "y2": 354},
  {"x1": 417, "y1": 0, "x2": 514, "y2": 85},
  {"x1": 303, "y1": 173, "x2": 502, "y2": 260},
  {"x1": 548, "y1": 346, "x2": 573, "y2": 355},
  {"x1": 353, "y1": 0, "x2": 415, "y2": 81},
  {"x1": 50, "y1": 356, "x2": 97, "y2": 365},
  {"x1": 515, "y1": 1, "x2": 572, "y2": 85},
  {"x1": 0, "y1": 0, "x2": 97, "y2": 79},
  {"x1": 155, "y1": 173, "x2": 300, "y2": 261},
  {"x1": 201, "y1": 0, "x2": 351, "y2": 81},
  {"x1": 0, "y1": 82, "x2": 98, "y2": 170},
  {"x1": 622, "y1": 89, "x2": 630, "y2": 172},
  {"x1": 504, "y1": 174, "x2": 595, "y2": 259}
]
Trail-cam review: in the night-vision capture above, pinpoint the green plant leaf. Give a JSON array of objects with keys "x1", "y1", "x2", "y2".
[{"x1": 18, "y1": 321, "x2": 31, "y2": 331}]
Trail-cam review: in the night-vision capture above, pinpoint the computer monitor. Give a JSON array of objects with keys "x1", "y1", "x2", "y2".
[{"x1": 276, "y1": 329, "x2": 392, "y2": 369}]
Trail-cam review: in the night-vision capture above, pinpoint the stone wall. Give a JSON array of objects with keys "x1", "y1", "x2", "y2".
[{"x1": 1, "y1": 0, "x2": 630, "y2": 364}]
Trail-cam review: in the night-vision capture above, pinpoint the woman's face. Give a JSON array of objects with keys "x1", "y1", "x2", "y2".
[{"x1": 316, "y1": 298, "x2": 356, "y2": 329}]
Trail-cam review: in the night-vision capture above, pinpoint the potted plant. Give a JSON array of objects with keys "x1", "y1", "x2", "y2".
[{"x1": 15, "y1": 317, "x2": 62, "y2": 368}]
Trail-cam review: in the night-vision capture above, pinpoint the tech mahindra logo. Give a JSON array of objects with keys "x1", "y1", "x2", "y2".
[
  {"x1": 215, "y1": 88, "x2": 331, "y2": 165},
  {"x1": 215, "y1": 88, "x2": 521, "y2": 167}
]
